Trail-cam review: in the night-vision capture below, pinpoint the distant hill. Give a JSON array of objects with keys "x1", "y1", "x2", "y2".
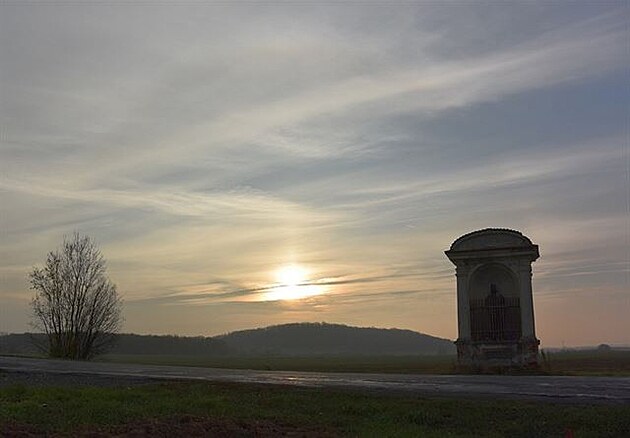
[
  {"x1": 0, "y1": 333, "x2": 228, "y2": 357},
  {"x1": 217, "y1": 323, "x2": 455, "y2": 356},
  {"x1": 0, "y1": 323, "x2": 455, "y2": 357}
]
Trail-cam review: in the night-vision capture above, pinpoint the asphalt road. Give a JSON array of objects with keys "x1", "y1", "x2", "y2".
[{"x1": 1, "y1": 356, "x2": 629, "y2": 404}]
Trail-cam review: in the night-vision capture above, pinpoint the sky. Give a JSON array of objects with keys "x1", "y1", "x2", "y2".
[{"x1": 0, "y1": 2, "x2": 628, "y2": 347}]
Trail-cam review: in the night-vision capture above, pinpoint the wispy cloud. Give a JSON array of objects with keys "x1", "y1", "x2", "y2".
[{"x1": 1, "y1": 3, "x2": 627, "y2": 345}]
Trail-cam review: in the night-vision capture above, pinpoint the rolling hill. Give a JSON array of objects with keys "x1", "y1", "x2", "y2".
[
  {"x1": 0, "y1": 323, "x2": 455, "y2": 357},
  {"x1": 217, "y1": 322, "x2": 455, "y2": 356}
]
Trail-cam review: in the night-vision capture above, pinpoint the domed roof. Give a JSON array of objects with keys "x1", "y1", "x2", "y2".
[{"x1": 449, "y1": 228, "x2": 534, "y2": 252}]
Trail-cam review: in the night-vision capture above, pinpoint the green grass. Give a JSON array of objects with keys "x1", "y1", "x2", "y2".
[{"x1": 1, "y1": 381, "x2": 629, "y2": 437}]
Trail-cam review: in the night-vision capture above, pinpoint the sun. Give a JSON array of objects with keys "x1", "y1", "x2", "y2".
[
  {"x1": 276, "y1": 264, "x2": 308, "y2": 287},
  {"x1": 262, "y1": 264, "x2": 324, "y2": 301}
]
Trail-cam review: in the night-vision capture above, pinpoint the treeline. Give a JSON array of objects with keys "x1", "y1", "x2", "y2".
[
  {"x1": 0, "y1": 333, "x2": 43, "y2": 355},
  {"x1": 113, "y1": 334, "x2": 229, "y2": 356},
  {"x1": 0, "y1": 333, "x2": 228, "y2": 357}
]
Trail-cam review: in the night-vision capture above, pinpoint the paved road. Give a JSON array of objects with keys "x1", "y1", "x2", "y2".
[{"x1": 1, "y1": 356, "x2": 629, "y2": 404}]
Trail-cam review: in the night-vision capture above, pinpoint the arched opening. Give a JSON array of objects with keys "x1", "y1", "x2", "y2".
[{"x1": 469, "y1": 264, "x2": 521, "y2": 342}]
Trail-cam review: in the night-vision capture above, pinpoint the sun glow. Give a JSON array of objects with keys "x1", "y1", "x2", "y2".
[
  {"x1": 276, "y1": 264, "x2": 308, "y2": 286},
  {"x1": 262, "y1": 264, "x2": 325, "y2": 301}
]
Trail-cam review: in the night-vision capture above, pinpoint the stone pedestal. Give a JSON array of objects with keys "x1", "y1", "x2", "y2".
[{"x1": 445, "y1": 229, "x2": 540, "y2": 369}]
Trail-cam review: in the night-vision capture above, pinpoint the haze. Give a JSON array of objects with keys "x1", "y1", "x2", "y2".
[{"x1": 1, "y1": 2, "x2": 628, "y2": 347}]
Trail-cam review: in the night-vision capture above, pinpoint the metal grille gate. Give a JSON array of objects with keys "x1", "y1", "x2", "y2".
[{"x1": 470, "y1": 296, "x2": 521, "y2": 341}]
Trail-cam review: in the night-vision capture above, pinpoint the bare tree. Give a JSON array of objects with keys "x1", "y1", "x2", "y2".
[{"x1": 29, "y1": 233, "x2": 123, "y2": 359}]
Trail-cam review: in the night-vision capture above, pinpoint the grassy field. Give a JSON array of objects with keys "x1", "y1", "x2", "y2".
[
  {"x1": 100, "y1": 353, "x2": 458, "y2": 374},
  {"x1": 1, "y1": 380, "x2": 629, "y2": 437},
  {"x1": 539, "y1": 350, "x2": 630, "y2": 376},
  {"x1": 99, "y1": 349, "x2": 630, "y2": 376}
]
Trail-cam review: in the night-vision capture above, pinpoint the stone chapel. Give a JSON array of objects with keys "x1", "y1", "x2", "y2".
[{"x1": 445, "y1": 228, "x2": 540, "y2": 369}]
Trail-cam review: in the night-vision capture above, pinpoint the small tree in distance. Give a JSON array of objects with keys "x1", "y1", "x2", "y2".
[{"x1": 29, "y1": 232, "x2": 123, "y2": 360}]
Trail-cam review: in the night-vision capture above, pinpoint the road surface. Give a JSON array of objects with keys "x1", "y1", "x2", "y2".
[{"x1": 1, "y1": 356, "x2": 628, "y2": 404}]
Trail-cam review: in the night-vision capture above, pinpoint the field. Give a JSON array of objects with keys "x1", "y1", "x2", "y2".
[
  {"x1": 1, "y1": 379, "x2": 629, "y2": 437},
  {"x1": 99, "y1": 349, "x2": 630, "y2": 376},
  {"x1": 100, "y1": 354, "x2": 458, "y2": 374},
  {"x1": 539, "y1": 350, "x2": 630, "y2": 376}
]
